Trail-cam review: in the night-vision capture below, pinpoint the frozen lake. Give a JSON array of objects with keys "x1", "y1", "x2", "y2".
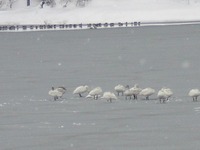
[{"x1": 0, "y1": 25, "x2": 200, "y2": 150}]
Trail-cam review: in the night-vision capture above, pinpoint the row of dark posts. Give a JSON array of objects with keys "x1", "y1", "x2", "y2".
[{"x1": 0, "y1": 22, "x2": 141, "y2": 31}]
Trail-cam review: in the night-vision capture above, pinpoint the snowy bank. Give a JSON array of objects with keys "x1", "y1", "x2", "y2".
[{"x1": 0, "y1": 0, "x2": 200, "y2": 25}]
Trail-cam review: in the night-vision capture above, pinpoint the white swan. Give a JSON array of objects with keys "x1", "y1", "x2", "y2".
[
  {"x1": 101, "y1": 92, "x2": 117, "y2": 103},
  {"x1": 157, "y1": 88, "x2": 168, "y2": 103},
  {"x1": 130, "y1": 84, "x2": 142, "y2": 100},
  {"x1": 87, "y1": 87, "x2": 102, "y2": 100},
  {"x1": 48, "y1": 86, "x2": 66, "y2": 100},
  {"x1": 188, "y1": 89, "x2": 200, "y2": 101},
  {"x1": 73, "y1": 85, "x2": 89, "y2": 97},
  {"x1": 140, "y1": 87, "x2": 155, "y2": 100},
  {"x1": 114, "y1": 84, "x2": 126, "y2": 96},
  {"x1": 163, "y1": 88, "x2": 173, "y2": 100},
  {"x1": 56, "y1": 87, "x2": 66, "y2": 95},
  {"x1": 124, "y1": 85, "x2": 134, "y2": 100},
  {"x1": 157, "y1": 88, "x2": 173, "y2": 103}
]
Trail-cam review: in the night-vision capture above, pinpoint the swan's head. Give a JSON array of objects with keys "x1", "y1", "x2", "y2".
[
  {"x1": 52, "y1": 87, "x2": 54, "y2": 90},
  {"x1": 125, "y1": 85, "x2": 130, "y2": 89},
  {"x1": 58, "y1": 86, "x2": 66, "y2": 90},
  {"x1": 84, "y1": 85, "x2": 90, "y2": 93},
  {"x1": 84, "y1": 85, "x2": 89, "y2": 90},
  {"x1": 134, "y1": 84, "x2": 139, "y2": 88}
]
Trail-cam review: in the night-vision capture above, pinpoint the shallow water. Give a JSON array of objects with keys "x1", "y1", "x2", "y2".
[{"x1": 0, "y1": 25, "x2": 200, "y2": 150}]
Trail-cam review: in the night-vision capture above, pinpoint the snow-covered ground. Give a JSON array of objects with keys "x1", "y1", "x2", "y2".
[{"x1": 0, "y1": 0, "x2": 200, "y2": 25}]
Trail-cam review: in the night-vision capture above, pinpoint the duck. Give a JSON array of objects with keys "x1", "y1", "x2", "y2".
[
  {"x1": 114, "y1": 84, "x2": 126, "y2": 96},
  {"x1": 48, "y1": 86, "x2": 66, "y2": 100},
  {"x1": 130, "y1": 84, "x2": 142, "y2": 100},
  {"x1": 86, "y1": 87, "x2": 102, "y2": 100},
  {"x1": 140, "y1": 87, "x2": 155, "y2": 100},
  {"x1": 73, "y1": 85, "x2": 89, "y2": 97},
  {"x1": 188, "y1": 89, "x2": 200, "y2": 101},
  {"x1": 101, "y1": 92, "x2": 117, "y2": 103}
]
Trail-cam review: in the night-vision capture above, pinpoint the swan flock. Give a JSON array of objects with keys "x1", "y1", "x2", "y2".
[{"x1": 48, "y1": 84, "x2": 199, "y2": 103}]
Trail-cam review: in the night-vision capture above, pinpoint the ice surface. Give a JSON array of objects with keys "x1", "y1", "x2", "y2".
[{"x1": 0, "y1": 25, "x2": 200, "y2": 150}]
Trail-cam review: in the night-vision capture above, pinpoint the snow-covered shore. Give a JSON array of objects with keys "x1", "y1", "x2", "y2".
[{"x1": 0, "y1": 0, "x2": 200, "y2": 25}]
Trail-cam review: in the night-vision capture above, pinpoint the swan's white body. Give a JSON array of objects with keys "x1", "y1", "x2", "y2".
[
  {"x1": 49, "y1": 89, "x2": 63, "y2": 97},
  {"x1": 188, "y1": 89, "x2": 200, "y2": 101},
  {"x1": 48, "y1": 87, "x2": 66, "y2": 100},
  {"x1": 163, "y1": 88, "x2": 173, "y2": 99},
  {"x1": 56, "y1": 87, "x2": 66, "y2": 95},
  {"x1": 114, "y1": 84, "x2": 126, "y2": 96},
  {"x1": 101, "y1": 92, "x2": 117, "y2": 103},
  {"x1": 73, "y1": 85, "x2": 89, "y2": 97},
  {"x1": 140, "y1": 87, "x2": 155, "y2": 100},
  {"x1": 124, "y1": 89, "x2": 134, "y2": 100},
  {"x1": 157, "y1": 88, "x2": 168, "y2": 103},
  {"x1": 87, "y1": 87, "x2": 102, "y2": 100},
  {"x1": 130, "y1": 84, "x2": 142, "y2": 99},
  {"x1": 157, "y1": 87, "x2": 173, "y2": 103}
]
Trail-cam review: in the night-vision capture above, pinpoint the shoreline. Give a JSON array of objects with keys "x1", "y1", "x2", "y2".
[{"x1": 0, "y1": 20, "x2": 200, "y2": 32}]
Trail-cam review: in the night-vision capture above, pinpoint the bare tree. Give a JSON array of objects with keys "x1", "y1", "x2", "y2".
[
  {"x1": 27, "y1": 0, "x2": 30, "y2": 6},
  {"x1": 0, "y1": 0, "x2": 5, "y2": 8},
  {"x1": 62, "y1": 0, "x2": 72, "y2": 7},
  {"x1": 76, "y1": 0, "x2": 90, "y2": 7},
  {"x1": 61, "y1": 0, "x2": 91, "y2": 7},
  {"x1": 40, "y1": 0, "x2": 56, "y2": 8},
  {"x1": 0, "y1": 0, "x2": 16, "y2": 9}
]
